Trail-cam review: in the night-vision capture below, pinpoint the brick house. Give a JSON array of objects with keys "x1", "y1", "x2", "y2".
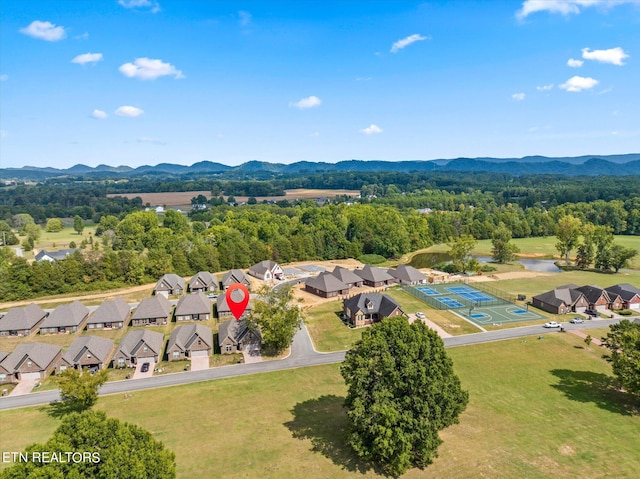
[
  {"x1": 174, "y1": 293, "x2": 211, "y2": 321},
  {"x1": 343, "y1": 293, "x2": 405, "y2": 328},
  {"x1": 86, "y1": 297, "x2": 131, "y2": 330},
  {"x1": 130, "y1": 295, "x2": 172, "y2": 326},
  {"x1": 39, "y1": 301, "x2": 90, "y2": 335},
  {"x1": 218, "y1": 319, "x2": 261, "y2": 354},
  {"x1": 60, "y1": 336, "x2": 115, "y2": 371},
  {"x1": 0, "y1": 343, "x2": 62, "y2": 383},
  {"x1": 304, "y1": 271, "x2": 350, "y2": 298},
  {"x1": 112, "y1": 330, "x2": 165, "y2": 368},
  {"x1": 166, "y1": 324, "x2": 213, "y2": 361},
  {"x1": 0, "y1": 304, "x2": 48, "y2": 337}
]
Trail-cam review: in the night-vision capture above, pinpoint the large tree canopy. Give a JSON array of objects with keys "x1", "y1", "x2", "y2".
[
  {"x1": 57, "y1": 368, "x2": 108, "y2": 411},
  {"x1": 340, "y1": 317, "x2": 469, "y2": 477},
  {"x1": 602, "y1": 319, "x2": 640, "y2": 397}
]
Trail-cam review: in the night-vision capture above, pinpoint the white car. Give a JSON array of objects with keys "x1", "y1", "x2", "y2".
[
  {"x1": 416, "y1": 312, "x2": 426, "y2": 319},
  {"x1": 543, "y1": 321, "x2": 561, "y2": 328},
  {"x1": 570, "y1": 317, "x2": 584, "y2": 324}
]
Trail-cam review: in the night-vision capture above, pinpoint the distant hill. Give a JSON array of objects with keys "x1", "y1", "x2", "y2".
[{"x1": 2, "y1": 154, "x2": 639, "y2": 180}]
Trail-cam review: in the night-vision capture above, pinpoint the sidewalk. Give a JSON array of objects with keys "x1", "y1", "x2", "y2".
[{"x1": 568, "y1": 329, "x2": 603, "y2": 346}]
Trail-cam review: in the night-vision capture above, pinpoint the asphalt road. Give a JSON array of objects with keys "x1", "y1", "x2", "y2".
[{"x1": 0, "y1": 318, "x2": 619, "y2": 411}]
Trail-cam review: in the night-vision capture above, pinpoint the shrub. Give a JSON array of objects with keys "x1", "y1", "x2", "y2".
[{"x1": 357, "y1": 253, "x2": 386, "y2": 264}]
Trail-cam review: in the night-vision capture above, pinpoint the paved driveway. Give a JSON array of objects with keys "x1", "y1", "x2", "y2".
[
  {"x1": 242, "y1": 347, "x2": 263, "y2": 364},
  {"x1": 9, "y1": 378, "x2": 39, "y2": 396},
  {"x1": 132, "y1": 360, "x2": 155, "y2": 379},
  {"x1": 190, "y1": 356, "x2": 209, "y2": 371}
]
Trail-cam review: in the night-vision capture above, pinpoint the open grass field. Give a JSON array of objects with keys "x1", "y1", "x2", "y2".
[
  {"x1": 304, "y1": 300, "x2": 362, "y2": 352},
  {"x1": 1, "y1": 333, "x2": 638, "y2": 478}
]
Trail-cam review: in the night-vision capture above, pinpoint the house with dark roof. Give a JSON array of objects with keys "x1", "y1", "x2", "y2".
[
  {"x1": 248, "y1": 260, "x2": 284, "y2": 281},
  {"x1": 221, "y1": 269, "x2": 251, "y2": 290},
  {"x1": 86, "y1": 297, "x2": 131, "y2": 330},
  {"x1": 112, "y1": 330, "x2": 165, "y2": 368},
  {"x1": 34, "y1": 248, "x2": 79, "y2": 262},
  {"x1": 174, "y1": 293, "x2": 211, "y2": 321},
  {"x1": 0, "y1": 304, "x2": 48, "y2": 337},
  {"x1": 131, "y1": 295, "x2": 172, "y2": 326},
  {"x1": 60, "y1": 336, "x2": 114, "y2": 371},
  {"x1": 354, "y1": 265, "x2": 395, "y2": 287},
  {"x1": 218, "y1": 319, "x2": 261, "y2": 354},
  {"x1": 153, "y1": 273, "x2": 185, "y2": 297},
  {"x1": 388, "y1": 265, "x2": 428, "y2": 285},
  {"x1": 575, "y1": 285, "x2": 611, "y2": 312},
  {"x1": 166, "y1": 324, "x2": 213, "y2": 361},
  {"x1": 343, "y1": 293, "x2": 405, "y2": 328},
  {"x1": 304, "y1": 272, "x2": 350, "y2": 298},
  {"x1": 531, "y1": 284, "x2": 590, "y2": 314},
  {"x1": 332, "y1": 266, "x2": 363, "y2": 288},
  {"x1": 0, "y1": 343, "x2": 62, "y2": 383},
  {"x1": 39, "y1": 301, "x2": 90, "y2": 335},
  {"x1": 216, "y1": 292, "x2": 252, "y2": 319},
  {"x1": 605, "y1": 284, "x2": 640, "y2": 310},
  {"x1": 188, "y1": 271, "x2": 218, "y2": 293}
]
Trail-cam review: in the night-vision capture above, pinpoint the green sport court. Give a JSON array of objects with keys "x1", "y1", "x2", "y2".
[{"x1": 405, "y1": 283, "x2": 546, "y2": 327}]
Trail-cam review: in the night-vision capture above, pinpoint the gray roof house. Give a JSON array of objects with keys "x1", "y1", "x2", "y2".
[
  {"x1": 86, "y1": 297, "x2": 131, "y2": 330},
  {"x1": 575, "y1": 285, "x2": 611, "y2": 310},
  {"x1": 605, "y1": 283, "x2": 640, "y2": 310},
  {"x1": 34, "y1": 249, "x2": 79, "y2": 262},
  {"x1": 343, "y1": 293, "x2": 405, "y2": 328},
  {"x1": 112, "y1": 330, "x2": 165, "y2": 368},
  {"x1": 216, "y1": 292, "x2": 252, "y2": 319},
  {"x1": 174, "y1": 293, "x2": 211, "y2": 321},
  {"x1": 166, "y1": 324, "x2": 213, "y2": 361},
  {"x1": 131, "y1": 295, "x2": 172, "y2": 326},
  {"x1": 248, "y1": 260, "x2": 284, "y2": 281},
  {"x1": 188, "y1": 271, "x2": 218, "y2": 293},
  {"x1": 0, "y1": 342, "x2": 62, "y2": 383},
  {"x1": 39, "y1": 301, "x2": 90, "y2": 335},
  {"x1": 221, "y1": 269, "x2": 251, "y2": 290},
  {"x1": 531, "y1": 284, "x2": 588, "y2": 314},
  {"x1": 154, "y1": 273, "x2": 186, "y2": 297},
  {"x1": 388, "y1": 265, "x2": 428, "y2": 285},
  {"x1": 218, "y1": 319, "x2": 261, "y2": 354},
  {"x1": 354, "y1": 265, "x2": 395, "y2": 287},
  {"x1": 60, "y1": 336, "x2": 115, "y2": 371},
  {"x1": 304, "y1": 272, "x2": 350, "y2": 298},
  {"x1": 0, "y1": 303, "x2": 48, "y2": 337},
  {"x1": 332, "y1": 266, "x2": 363, "y2": 288}
]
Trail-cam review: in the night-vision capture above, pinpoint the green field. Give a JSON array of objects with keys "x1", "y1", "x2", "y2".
[{"x1": 1, "y1": 333, "x2": 638, "y2": 478}]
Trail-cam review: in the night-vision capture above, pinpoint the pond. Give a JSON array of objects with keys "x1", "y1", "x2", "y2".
[{"x1": 410, "y1": 252, "x2": 563, "y2": 273}]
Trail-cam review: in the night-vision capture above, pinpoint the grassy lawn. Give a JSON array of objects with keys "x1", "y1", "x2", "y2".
[
  {"x1": 1, "y1": 333, "x2": 638, "y2": 478},
  {"x1": 305, "y1": 301, "x2": 362, "y2": 352}
]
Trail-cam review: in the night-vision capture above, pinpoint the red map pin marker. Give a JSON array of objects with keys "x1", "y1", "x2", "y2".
[{"x1": 226, "y1": 283, "x2": 250, "y2": 320}]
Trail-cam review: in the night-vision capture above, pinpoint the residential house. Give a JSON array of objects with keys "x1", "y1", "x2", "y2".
[
  {"x1": 218, "y1": 319, "x2": 261, "y2": 354},
  {"x1": 605, "y1": 284, "x2": 640, "y2": 310},
  {"x1": 216, "y1": 292, "x2": 252, "y2": 319},
  {"x1": 575, "y1": 285, "x2": 611, "y2": 312},
  {"x1": 34, "y1": 248, "x2": 79, "y2": 262},
  {"x1": 188, "y1": 271, "x2": 218, "y2": 293},
  {"x1": 39, "y1": 301, "x2": 90, "y2": 335},
  {"x1": 248, "y1": 260, "x2": 284, "y2": 281},
  {"x1": 166, "y1": 324, "x2": 213, "y2": 361},
  {"x1": 221, "y1": 269, "x2": 251, "y2": 291},
  {"x1": 0, "y1": 343, "x2": 62, "y2": 383},
  {"x1": 174, "y1": 293, "x2": 211, "y2": 321},
  {"x1": 531, "y1": 284, "x2": 589, "y2": 314},
  {"x1": 343, "y1": 293, "x2": 405, "y2": 328},
  {"x1": 86, "y1": 297, "x2": 131, "y2": 330},
  {"x1": 331, "y1": 266, "x2": 363, "y2": 288},
  {"x1": 60, "y1": 336, "x2": 115, "y2": 371},
  {"x1": 112, "y1": 330, "x2": 165, "y2": 368},
  {"x1": 354, "y1": 265, "x2": 395, "y2": 287},
  {"x1": 387, "y1": 265, "x2": 428, "y2": 285},
  {"x1": 0, "y1": 303, "x2": 48, "y2": 337},
  {"x1": 304, "y1": 272, "x2": 350, "y2": 298},
  {"x1": 154, "y1": 273, "x2": 185, "y2": 297},
  {"x1": 130, "y1": 295, "x2": 172, "y2": 326}
]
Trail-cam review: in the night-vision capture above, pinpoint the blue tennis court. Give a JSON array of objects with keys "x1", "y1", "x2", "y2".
[
  {"x1": 512, "y1": 309, "x2": 529, "y2": 315},
  {"x1": 446, "y1": 286, "x2": 493, "y2": 303},
  {"x1": 436, "y1": 297, "x2": 465, "y2": 308},
  {"x1": 415, "y1": 286, "x2": 441, "y2": 296}
]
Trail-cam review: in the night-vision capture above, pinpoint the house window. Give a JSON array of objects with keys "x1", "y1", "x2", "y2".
[
  {"x1": 143, "y1": 346, "x2": 148, "y2": 352},
  {"x1": 172, "y1": 351, "x2": 180, "y2": 358},
  {"x1": 0, "y1": 374, "x2": 6, "y2": 381},
  {"x1": 225, "y1": 345, "x2": 232, "y2": 352},
  {"x1": 197, "y1": 339, "x2": 202, "y2": 345},
  {"x1": 88, "y1": 324, "x2": 94, "y2": 329},
  {"x1": 117, "y1": 358, "x2": 125, "y2": 366},
  {"x1": 366, "y1": 301, "x2": 374, "y2": 310},
  {"x1": 60, "y1": 365, "x2": 67, "y2": 371},
  {"x1": 87, "y1": 353, "x2": 92, "y2": 359},
  {"x1": 27, "y1": 361, "x2": 32, "y2": 367}
]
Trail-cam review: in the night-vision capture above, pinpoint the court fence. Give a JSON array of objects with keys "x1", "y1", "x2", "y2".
[
  {"x1": 467, "y1": 282, "x2": 516, "y2": 305},
  {"x1": 402, "y1": 282, "x2": 512, "y2": 310}
]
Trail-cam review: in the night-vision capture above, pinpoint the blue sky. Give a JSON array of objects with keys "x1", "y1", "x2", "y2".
[{"x1": 1, "y1": 0, "x2": 639, "y2": 169}]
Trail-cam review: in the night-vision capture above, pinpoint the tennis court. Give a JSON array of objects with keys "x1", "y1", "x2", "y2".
[{"x1": 463, "y1": 304, "x2": 545, "y2": 326}]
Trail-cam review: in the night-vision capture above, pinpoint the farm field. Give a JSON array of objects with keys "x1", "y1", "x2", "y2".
[{"x1": 1, "y1": 333, "x2": 639, "y2": 478}]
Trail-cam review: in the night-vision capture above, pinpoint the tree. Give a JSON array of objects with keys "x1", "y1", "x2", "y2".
[
  {"x1": 0, "y1": 221, "x2": 18, "y2": 245},
  {"x1": 448, "y1": 234, "x2": 476, "y2": 273},
  {"x1": 23, "y1": 222, "x2": 41, "y2": 243},
  {"x1": 602, "y1": 320, "x2": 640, "y2": 397},
  {"x1": 1, "y1": 410, "x2": 176, "y2": 479},
  {"x1": 341, "y1": 317, "x2": 468, "y2": 477},
  {"x1": 491, "y1": 223, "x2": 520, "y2": 263},
  {"x1": 163, "y1": 209, "x2": 189, "y2": 235},
  {"x1": 555, "y1": 215, "x2": 582, "y2": 265},
  {"x1": 245, "y1": 284, "x2": 301, "y2": 353},
  {"x1": 73, "y1": 215, "x2": 84, "y2": 235},
  {"x1": 45, "y1": 218, "x2": 64, "y2": 233},
  {"x1": 575, "y1": 223, "x2": 596, "y2": 269},
  {"x1": 593, "y1": 225, "x2": 614, "y2": 271},
  {"x1": 56, "y1": 368, "x2": 108, "y2": 410},
  {"x1": 609, "y1": 245, "x2": 637, "y2": 273}
]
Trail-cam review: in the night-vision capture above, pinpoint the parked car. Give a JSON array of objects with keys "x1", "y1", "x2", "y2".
[
  {"x1": 207, "y1": 293, "x2": 218, "y2": 299},
  {"x1": 140, "y1": 362, "x2": 150, "y2": 373},
  {"x1": 416, "y1": 312, "x2": 426, "y2": 319},
  {"x1": 543, "y1": 321, "x2": 561, "y2": 328},
  {"x1": 585, "y1": 309, "x2": 598, "y2": 317},
  {"x1": 570, "y1": 317, "x2": 584, "y2": 324},
  {"x1": 87, "y1": 366, "x2": 99, "y2": 374}
]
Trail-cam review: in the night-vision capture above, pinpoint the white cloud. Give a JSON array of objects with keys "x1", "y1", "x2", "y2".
[
  {"x1": 0, "y1": 74, "x2": 7, "y2": 81},
  {"x1": 582, "y1": 47, "x2": 629, "y2": 66},
  {"x1": 567, "y1": 58, "x2": 584, "y2": 68},
  {"x1": 536, "y1": 84, "x2": 554, "y2": 91},
  {"x1": 360, "y1": 124, "x2": 383, "y2": 135},
  {"x1": 115, "y1": 106, "x2": 144, "y2": 117},
  {"x1": 19, "y1": 20, "x2": 66, "y2": 41},
  {"x1": 118, "y1": 0, "x2": 160, "y2": 12},
  {"x1": 512, "y1": 93, "x2": 526, "y2": 101},
  {"x1": 119, "y1": 58, "x2": 184, "y2": 80},
  {"x1": 516, "y1": 0, "x2": 636, "y2": 19},
  {"x1": 559, "y1": 76, "x2": 599, "y2": 92},
  {"x1": 72, "y1": 53, "x2": 103, "y2": 65},
  {"x1": 75, "y1": 32, "x2": 89, "y2": 40},
  {"x1": 290, "y1": 96, "x2": 322, "y2": 109},
  {"x1": 91, "y1": 109, "x2": 108, "y2": 119},
  {"x1": 390, "y1": 34, "x2": 430, "y2": 53},
  {"x1": 238, "y1": 10, "x2": 252, "y2": 26}
]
